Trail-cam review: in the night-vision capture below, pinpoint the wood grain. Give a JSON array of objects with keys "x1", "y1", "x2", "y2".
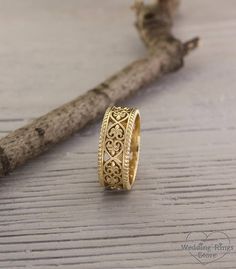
[{"x1": 0, "y1": 0, "x2": 236, "y2": 268}]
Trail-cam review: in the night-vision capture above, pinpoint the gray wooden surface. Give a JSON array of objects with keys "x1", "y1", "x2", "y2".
[{"x1": 0, "y1": 0, "x2": 236, "y2": 268}]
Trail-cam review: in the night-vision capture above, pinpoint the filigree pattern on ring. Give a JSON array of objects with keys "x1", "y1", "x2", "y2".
[{"x1": 102, "y1": 106, "x2": 132, "y2": 189}]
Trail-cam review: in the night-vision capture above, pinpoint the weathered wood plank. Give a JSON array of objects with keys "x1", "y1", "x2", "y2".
[{"x1": 0, "y1": 0, "x2": 236, "y2": 268}]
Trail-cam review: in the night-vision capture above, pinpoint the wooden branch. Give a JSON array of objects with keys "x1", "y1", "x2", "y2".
[{"x1": 0, "y1": 0, "x2": 199, "y2": 176}]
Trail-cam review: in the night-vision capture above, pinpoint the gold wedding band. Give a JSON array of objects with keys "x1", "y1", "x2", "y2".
[{"x1": 98, "y1": 106, "x2": 140, "y2": 190}]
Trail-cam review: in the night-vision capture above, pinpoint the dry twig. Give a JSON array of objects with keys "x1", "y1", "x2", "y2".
[{"x1": 0, "y1": 0, "x2": 199, "y2": 176}]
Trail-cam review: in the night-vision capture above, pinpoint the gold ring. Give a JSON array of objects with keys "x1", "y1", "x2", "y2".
[{"x1": 98, "y1": 106, "x2": 140, "y2": 190}]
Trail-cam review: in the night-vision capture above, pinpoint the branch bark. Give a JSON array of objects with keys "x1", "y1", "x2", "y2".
[{"x1": 0, "y1": 0, "x2": 199, "y2": 176}]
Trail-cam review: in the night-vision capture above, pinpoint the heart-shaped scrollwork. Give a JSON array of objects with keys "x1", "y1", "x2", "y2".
[
  {"x1": 105, "y1": 139, "x2": 123, "y2": 157},
  {"x1": 104, "y1": 160, "x2": 122, "y2": 188},
  {"x1": 111, "y1": 107, "x2": 130, "y2": 122},
  {"x1": 107, "y1": 123, "x2": 125, "y2": 140}
]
